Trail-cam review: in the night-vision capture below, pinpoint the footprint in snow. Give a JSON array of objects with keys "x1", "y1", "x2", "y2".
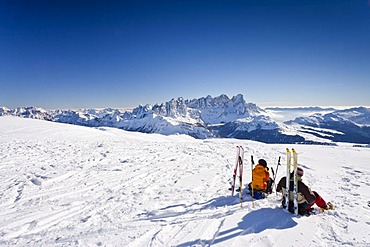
[
  {"x1": 28, "y1": 220, "x2": 38, "y2": 230},
  {"x1": 14, "y1": 184, "x2": 24, "y2": 203},
  {"x1": 31, "y1": 178, "x2": 41, "y2": 186}
]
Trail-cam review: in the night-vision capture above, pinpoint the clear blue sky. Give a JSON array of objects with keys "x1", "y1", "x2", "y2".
[{"x1": 1, "y1": 0, "x2": 369, "y2": 109}]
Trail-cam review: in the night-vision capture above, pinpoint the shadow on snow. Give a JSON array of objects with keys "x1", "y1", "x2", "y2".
[
  {"x1": 136, "y1": 194, "x2": 296, "y2": 246},
  {"x1": 136, "y1": 195, "x2": 252, "y2": 222},
  {"x1": 177, "y1": 207, "x2": 297, "y2": 246}
]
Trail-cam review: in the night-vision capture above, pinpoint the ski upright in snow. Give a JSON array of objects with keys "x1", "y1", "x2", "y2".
[
  {"x1": 229, "y1": 145, "x2": 244, "y2": 207},
  {"x1": 285, "y1": 148, "x2": 291, "y2": 212},
  {"x1": 285, "y1": 148, "x2": 299, "y2": 215},
  {"x1": 292, "y1": 148, "x2": 298, "y2": 215}
]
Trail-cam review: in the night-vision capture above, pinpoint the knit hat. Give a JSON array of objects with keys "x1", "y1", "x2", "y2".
[
  {"x1": 258, "y1": 159, "x2": 267, "y2": 167},
  {"x1": 297, "y1": 167, "x2": 304, "y2": 177}
]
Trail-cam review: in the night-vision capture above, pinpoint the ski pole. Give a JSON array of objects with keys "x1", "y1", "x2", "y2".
[
  {"x1": 239, "y1": 155, "x2": 243, "y2": 208},
  {"x1": 231, "y1": 146, "x2": 240, "y2": 196},
  {"x1": 239, "y1": 146, "x2": 245, "y2": 208},
  {"x1": 273, "y1": 156, "x2": 281, "y2": 195},
  {"x1": 251, "y1": 155, "x2": 255, "y2": 208}
]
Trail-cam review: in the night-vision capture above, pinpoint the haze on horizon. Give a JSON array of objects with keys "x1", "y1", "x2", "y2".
[{"x1": 1, "y1": 0, "x2": 369, "y2": 109}]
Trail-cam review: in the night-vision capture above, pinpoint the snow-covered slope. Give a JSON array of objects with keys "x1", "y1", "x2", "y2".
[
  {"x1": 288, "y1": 107, "x2": 370, "y2": 144},
  {"x1": 290, "y1": 107, "x2": 370, "y2": 127},
  {"x1": 332, "y1": 107, "x2": 370, "y2": 126},
  {"x1": 1, "y1": 117, "x2": 369, "y2": 246}
]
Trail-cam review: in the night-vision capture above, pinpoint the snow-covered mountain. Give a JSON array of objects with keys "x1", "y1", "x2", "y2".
[
  {"x1": 290, "y1": 107, "x2": 370, "y2": 127},
  {"x1": 266, "y1": 106, "x2": 336, "y2": 112},
  {"x1": 2, "y1": 95, "x2": 370, "y2": 144},
  {"x1": 117, "y1": 94, "x2": 282, "y2": 139},
  {"x1": 264, "y1": 106, "x2": 337, "y2": 123},
  {"x1": 118, "y1": 97, "x2": 214, "y2": 138},
  {"x1": 185, "y1": 94, "x2": 262, "y2": 124},
  {"x1": 213, "y1": 116, "x2": 306, "y2": 144},
  {"x1": 0, "y1": 95, "x2": 277, "y2": 140},
  {"x1": 327, "y1": 107, "x2": 370, "y2": 126},
  {"x1": 0, "y1": 106, "x2": 53, "y2": 120},
  {"x1": 288, "y1": 107, "x2": 370, "y2": 144}
]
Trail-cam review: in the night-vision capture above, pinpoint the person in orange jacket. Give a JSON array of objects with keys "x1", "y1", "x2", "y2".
[{"x1": 248, "y1": 159, "x2": 273, "y2": 196}]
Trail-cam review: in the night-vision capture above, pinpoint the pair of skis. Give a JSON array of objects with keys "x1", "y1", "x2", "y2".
[
  {"x1": 229, "y1": 146, "x2": 282, "y2": 209},
  {"x1": 230, "y1": 146, "x2": 244, "y2": 207},
  {"x1": 285, "y1": 148, "x2": 298, "y2": 215}
]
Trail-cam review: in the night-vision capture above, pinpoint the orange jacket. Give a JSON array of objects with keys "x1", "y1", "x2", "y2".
[{"x1": 251, "y1": 164, "x2": 270, "y2": 191}]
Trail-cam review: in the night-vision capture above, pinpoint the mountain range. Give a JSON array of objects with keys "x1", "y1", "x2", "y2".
[{"x1": 1, "y1": 94, "x2": 369, "y2": 144}]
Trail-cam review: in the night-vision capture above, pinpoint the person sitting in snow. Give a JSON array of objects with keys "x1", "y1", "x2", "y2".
[
  {"x1": 276, "y1": 166, "x2": 333, "y2": 215},
  {"x1": 248, "y1": 159, "x2": 274, "y2": 198}
]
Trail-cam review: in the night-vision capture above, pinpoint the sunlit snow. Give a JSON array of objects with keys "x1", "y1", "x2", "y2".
[{"x1": 0, "y1": 117, "x2": 369, "y2": 246}]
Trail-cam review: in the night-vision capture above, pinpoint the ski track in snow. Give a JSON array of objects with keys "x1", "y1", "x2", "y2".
[{"x1": 0, "y1": 117, "x2": 369, "y2": 246}]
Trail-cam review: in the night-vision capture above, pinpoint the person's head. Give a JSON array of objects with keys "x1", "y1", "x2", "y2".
[
  {"x1": 297, "y1": 167, "x2": 304, "y2": 177},
  {"x1": 258, "y1": 159, "x2": 267, "y2": 168},
  {"x1": 289, "y1": 167, "x2": 304, "y2": 179}
]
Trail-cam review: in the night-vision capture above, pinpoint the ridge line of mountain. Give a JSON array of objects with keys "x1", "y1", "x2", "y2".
[{"x1": 1, "y1": 94, "x2": 369, "y2": 144}]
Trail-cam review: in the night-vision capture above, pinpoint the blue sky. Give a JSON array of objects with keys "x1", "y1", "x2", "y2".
[{"x1": 1, "y1": 0, "x2": 370, "y2": 109}]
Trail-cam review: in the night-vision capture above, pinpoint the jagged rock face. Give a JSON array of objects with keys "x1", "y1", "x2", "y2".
[
  {"x1": 185, "y1": 94, "x2": 262, "y2": 124},
  {"x1": 149, "y1": 97, "x2": 193, "y2": 119},
  {"x1": 0, "y1": 107, "x2": 11, "y2": 116},
  {"x1": 131, "y1": 104, "x2": 152, "y2": 119}
]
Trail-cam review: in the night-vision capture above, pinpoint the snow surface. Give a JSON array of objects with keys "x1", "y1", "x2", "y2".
[{"x1": 0, "y1": 116, "x2": 369, "y2": 246}]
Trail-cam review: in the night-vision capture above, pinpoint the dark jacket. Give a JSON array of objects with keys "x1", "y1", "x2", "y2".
[{"x1": 276, "y1": 176, "x2": 316, "y2": 205}]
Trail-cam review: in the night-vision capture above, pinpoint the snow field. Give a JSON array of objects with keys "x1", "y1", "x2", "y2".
[{"x1": 0, "y1": 117, "x2": 369, "y2": 246}]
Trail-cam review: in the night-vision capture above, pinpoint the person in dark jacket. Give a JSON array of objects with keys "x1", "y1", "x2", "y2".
[{"x1": 276, "y1": 167, "x2": 332, "y2": 215}]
